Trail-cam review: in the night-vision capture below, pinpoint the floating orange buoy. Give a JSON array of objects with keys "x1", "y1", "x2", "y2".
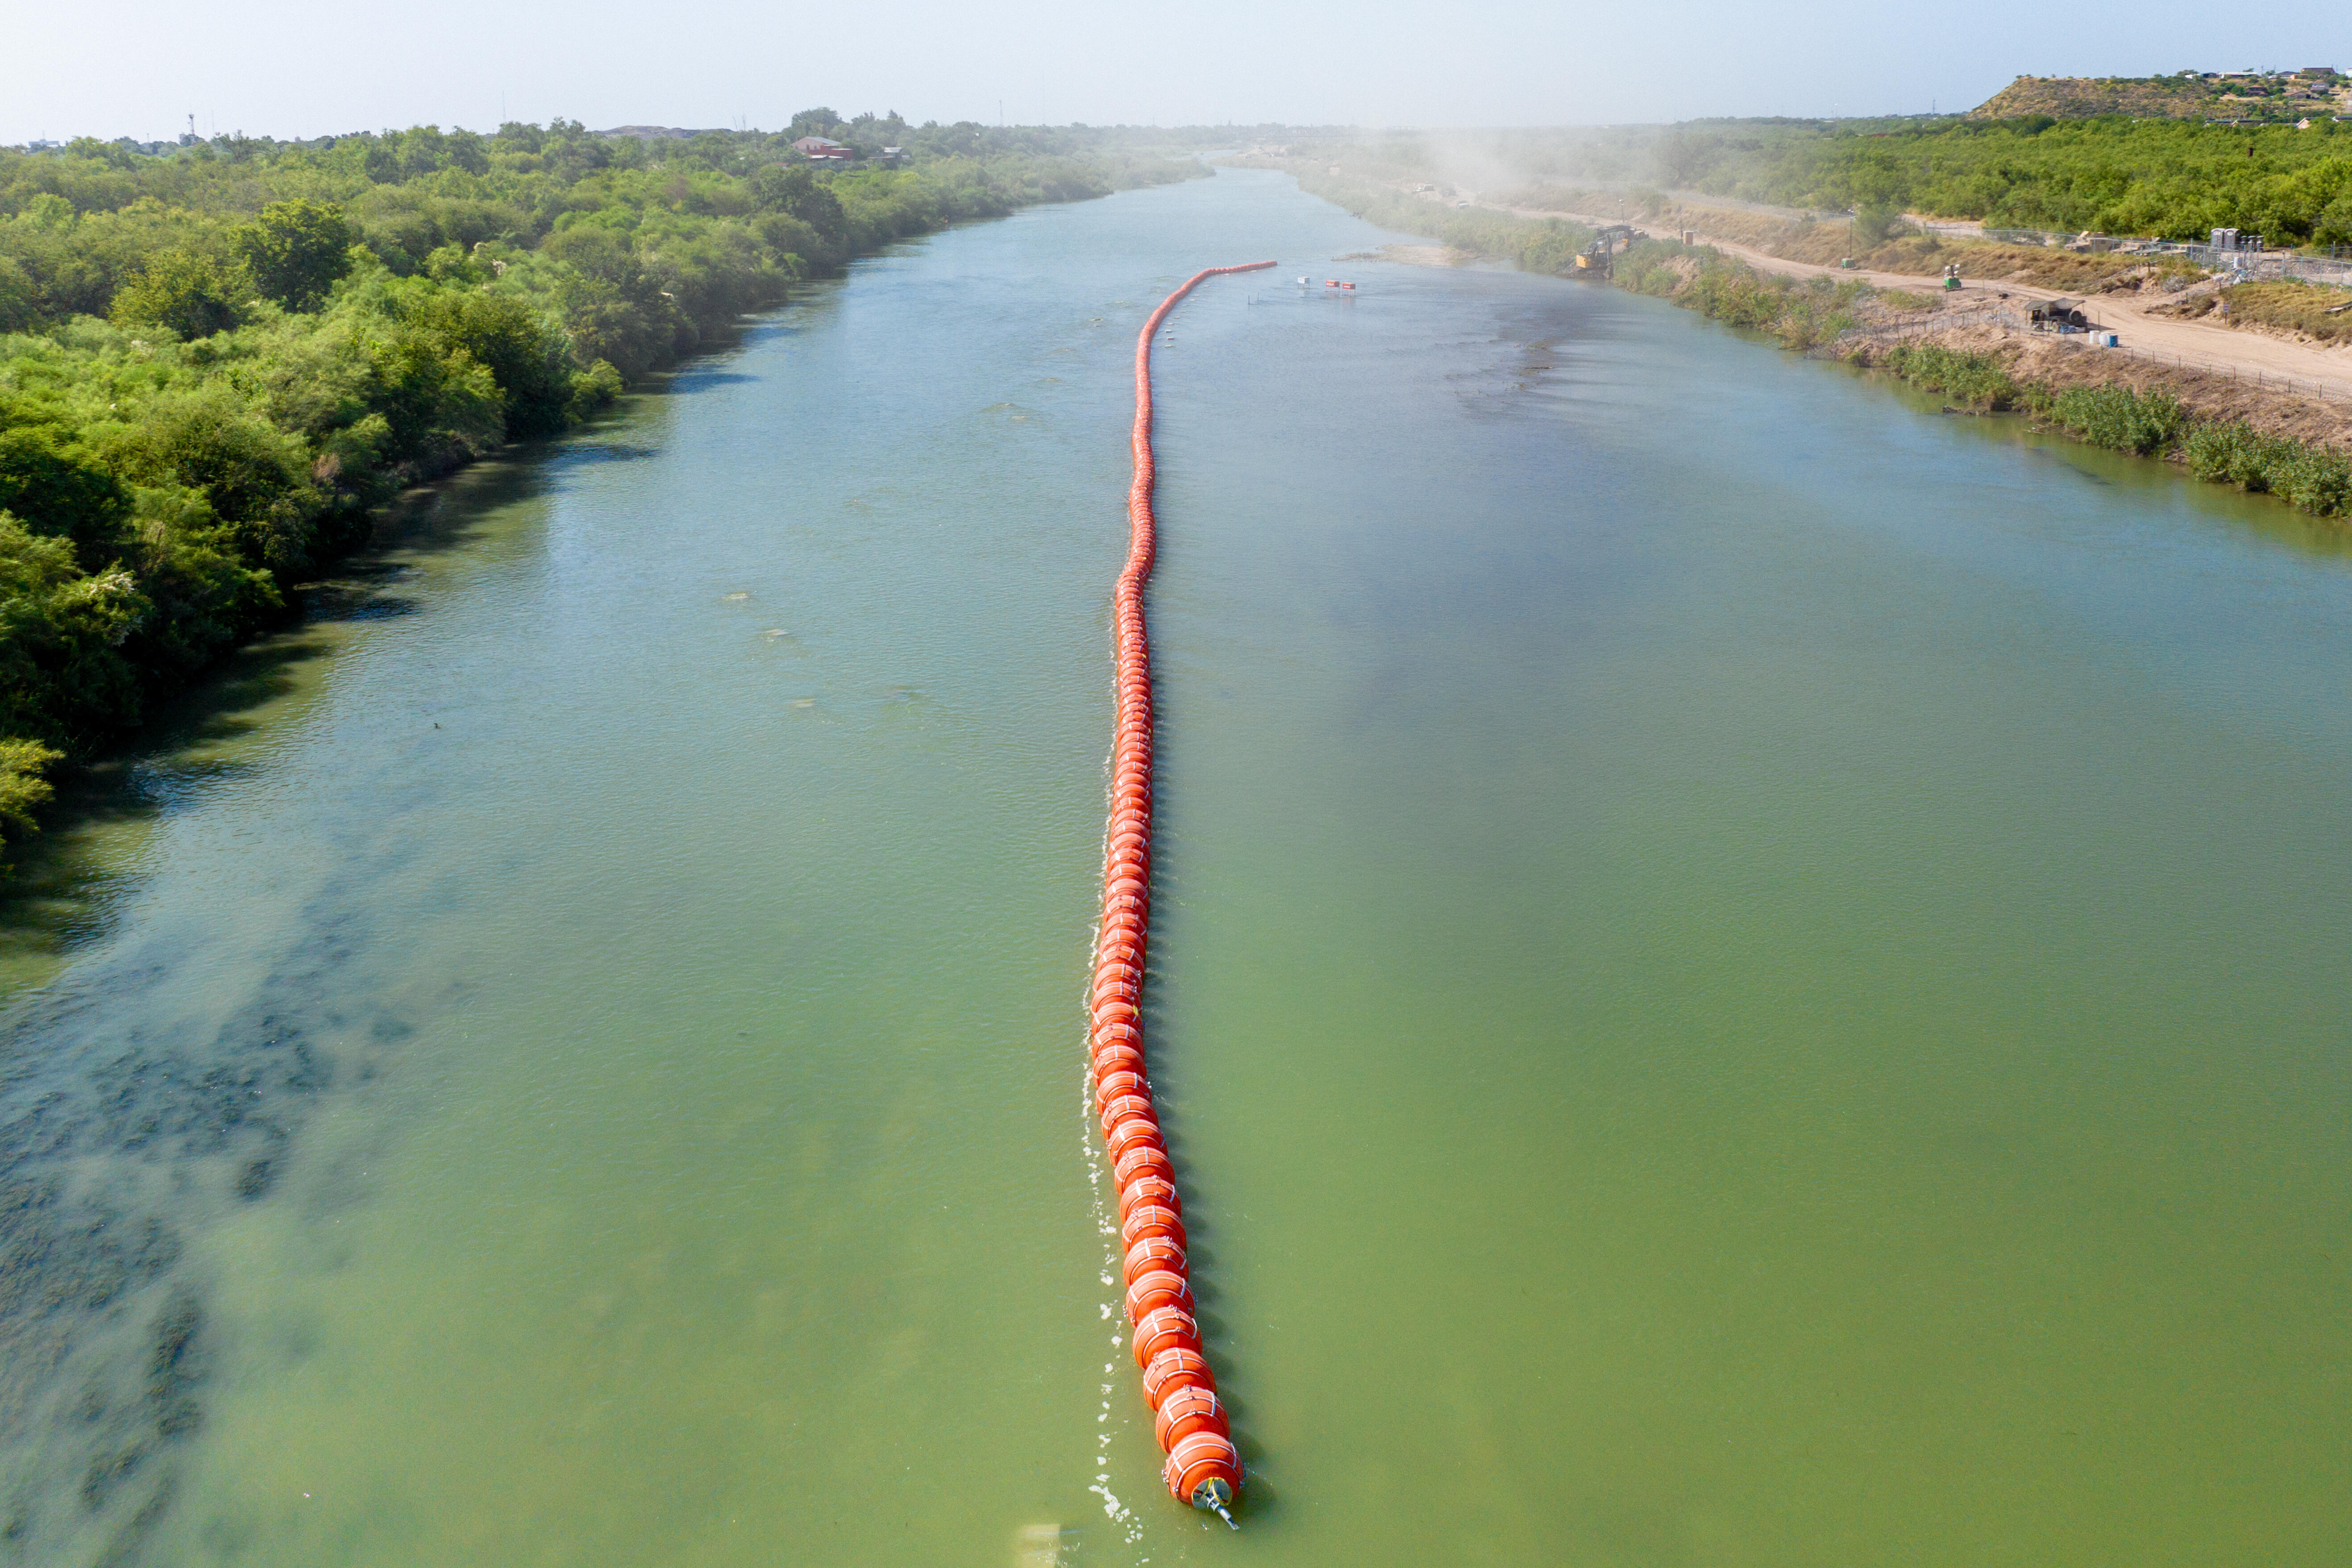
[
  {"x1": 1117, "y1": 1175, "x2": 1180, "y2": 1221},
  {"x1": 1131, "y1": 1304, "x2": 1200, "y2": 1367},
  {"x1": 1125, "y1": 1271, "x2": 1195, "y2": 1325},
  {"x1": 1104, "y1": 1116, "x2": 1163, "y2": 1161},
  {"x1": 1114, "y1": 1145, "x2": 1175, "y2": 1189},
  {"x1": 1087, "y1": 260, "x2": 1271, "y2": 1527},
  {"x1": 1092, "y1": 1046, "x2": 1146, "y2": 1081},
  {"x1": 1124, "y1": 1236, "x2": 1187, "y2": 1283},
  {"x1": 1164, "y1": 1431, "x2": 1243, "y2": 1514},
  {"x1": 1121, "y1": 1203, "x2": 1185, "y2": 1252},
  {"x1": 1100, "y1": 1096, "x2": 1155, "y2": 1140},
  {"x1": 1141, "y1": 1345, "x2": 1213, "y2": 1407},
  {"x1": 1093, "y1": 1070, "x2": 1147, "y2": 1110},
  {"x1": 1153, "y1": 1385, "x2": 1227, "y2": 1450}
]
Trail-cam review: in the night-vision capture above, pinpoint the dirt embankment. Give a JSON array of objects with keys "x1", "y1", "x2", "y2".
[
  {"x1": 1242, "y1": 146, "x2": 2352, "y2": 408},
  {"x1": 1529, "y1": 197, "x2": 2352, "y2": 396},
  {"x1": 1848, "y1": 320, "x2": 2352, "y2": 453},
  {"x1": 1457, "y1": 175, "x2": 2352, "y2": 368},
  {"x1": 2155, "y1": 279, "x2": 2352, "y2": 347},
  {"x1": 1550, "y1": 194, "x2": 2198, "y2": 293}
]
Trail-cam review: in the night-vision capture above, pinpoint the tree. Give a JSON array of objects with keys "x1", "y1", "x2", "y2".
[
  {"x1": 403, "y1": 287, "x2": 577, "y2": 438},
  {"x1": 749, "y1": 165, "x2": 844, "y2": 234},
  {"x1": 0, "y1": 257, "x2": 37, "y2": 334},
  {"x1": 235, "y1": 200, "x2": 354, "y2": 311},
  {"x1": 0, "y1": 734, "x2": 62, "y2": 840},
  {"x1": 0, "y1": 511, "x2": 150, "y2": 746},
  {"x1": 788, "y1": 107, "x2": 844, "y2": 140},
  {"x1": 0, "y1": 424, "x2": 135, "y2": 566},
  {"x1": 110, "y1": 248, "x2": 251, "y2": 339},
  {"x1": 105, "y1": 389, "x2": 319, "y2": 570}
]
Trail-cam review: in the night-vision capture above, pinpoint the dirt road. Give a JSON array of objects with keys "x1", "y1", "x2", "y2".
[{"x1": 1466, "y1": 190, "x2": 2352, "y2": 399}]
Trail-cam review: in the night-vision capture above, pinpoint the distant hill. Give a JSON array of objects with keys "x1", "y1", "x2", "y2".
[{"x1": 1971, "y1": 70, "x2": 2349, "y2": 121}]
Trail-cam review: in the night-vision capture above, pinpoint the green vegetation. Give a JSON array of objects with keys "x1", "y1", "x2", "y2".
[
  {"x1": 1614, "y1": 237, "x2": 1874, "y2": 348},
  {"x1": 2178, "y1": 279, "x2": 2352, "y2": 342},
  {"x1": 1876, "y1": 342, "x2": 2023, "y2": 408},
  {"x1": 2044, "y1": 384, "x2": 2188, "y2": 454},
  {"x1": 2184, "y1": 422, "x2": 2352, "y2": 513},
  {"x1": 1292, "y1": 170, "x2": 1593, "y2": 274},
  {"x1": 1870, "y1": 344, "x2": 2349, "y2": 517},
  {"x1": 1630, "y1": 116, "x2": 2352, "y2": 247},
  {"x1": 1355, "y1": 116, "x2": 2352, "y2": 250},
  {"x1": 1970, "y1": 71, "x2": 2345, "y2": 124},
  {"x1": 1289, "y1": 163, "x2": 2352, "y2": 527},
  {"x1": 0, "y1": 737, "x2": 59, "y2": 836},
  {"x1": 0, "y1": 116, "x2": 1202, "y2": 859}
]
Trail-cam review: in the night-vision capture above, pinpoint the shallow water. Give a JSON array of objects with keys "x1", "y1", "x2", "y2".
[{"x1": 2, "y1": 169, "x2": 2347, "y2": 1567}]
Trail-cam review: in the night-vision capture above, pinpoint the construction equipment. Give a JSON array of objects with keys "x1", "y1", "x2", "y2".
[
  {"x1": 2028, "y1": 298, "x2": 2094, "y2": 332},
  {"x1": 1573, "y1": 225, "x2": 1641, "y2": 276}
]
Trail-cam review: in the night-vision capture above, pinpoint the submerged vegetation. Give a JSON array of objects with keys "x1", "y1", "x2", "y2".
[{"x1": 0, "y1": 116, "x2": 1201, "y2": 857}]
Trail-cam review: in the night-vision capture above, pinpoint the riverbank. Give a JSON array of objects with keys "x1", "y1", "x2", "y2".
[
  {"x1": 0, "y1": 126, "x2": 1208, "y2": 863},
  {"x1": 1845, "y1": 326, "x2": 2351, "y2": 515},
  {"x1": 12, "y1": 167, "x2": 2349, "y2": 1566},
  {"x1": 1623, "y1": 235, "x2": 2350, "y2": 518},
  {"x1": 1263, "y1": 158, "x2": 2352, "y2": 523},
  {"x1": 1231, "y1": 142, "x2": 2352, "y2": 390},
  {"x1": 1503, "y1": 193, "x2": 2352, "y2": 396}
]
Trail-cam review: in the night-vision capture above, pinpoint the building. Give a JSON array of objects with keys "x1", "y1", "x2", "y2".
[{"x1": 793, "y1": 136, "x2": 852, "y2": 162}]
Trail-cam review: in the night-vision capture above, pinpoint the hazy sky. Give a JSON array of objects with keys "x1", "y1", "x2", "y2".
[{"x1": 3, "y1": 0, "x2": 2340, "y2": 144}]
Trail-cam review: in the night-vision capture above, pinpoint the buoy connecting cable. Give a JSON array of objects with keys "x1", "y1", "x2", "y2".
[{"x1": 1090, "y1": 260, "x2": 1276, "y2": 1521}]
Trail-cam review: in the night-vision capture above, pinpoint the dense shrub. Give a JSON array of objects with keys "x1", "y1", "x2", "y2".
[
  {"x1": 1615, "y1": 238, "x2": 1869, "y2": 348},
  {"x1": 2045, "y1": 384, "x2": 2186, "y2": 453},
  {"x1": 0, "y1": 118, "x2": 1207, "y2": 857},
  {"x1": 1879, "y1": 343, "x2": 2020, "y2": 408},
  {"x1": 1583, "y1": 116, "x2": 2352, "y2": 246},
  {"x1": 2186, "y1": 423, "x2": 2352, "y2": 513},
  {"x1": 1292, "y1": 171, "x2": 1596, "y2": 275}
]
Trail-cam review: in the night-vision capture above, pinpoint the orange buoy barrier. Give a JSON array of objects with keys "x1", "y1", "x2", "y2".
[{"x1": 1088, "y1": 259, "x2": 1274, "y2": 1527}]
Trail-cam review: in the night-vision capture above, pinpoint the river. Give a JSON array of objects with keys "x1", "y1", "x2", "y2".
[{"x1": 1, "y1": 168, "x2": 2346, "y2": 1567}]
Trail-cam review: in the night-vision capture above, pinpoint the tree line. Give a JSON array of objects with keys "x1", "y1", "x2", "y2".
[
  {"x1": 1631, "y1": 116, "x2": 2352, "y2": 247},
  {"x1": 0, "y1": 117, "x2": 1203, "y2": 855}
]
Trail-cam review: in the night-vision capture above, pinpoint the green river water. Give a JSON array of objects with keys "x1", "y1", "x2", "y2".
[{"x1": 1, "y1": 169, "x2": 2346, "y2": 1567}]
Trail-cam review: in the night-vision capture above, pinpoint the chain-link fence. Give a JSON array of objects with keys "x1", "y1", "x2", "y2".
[{"x1": 1948, "y1": 227, "x2": 2352, "y2": 290}]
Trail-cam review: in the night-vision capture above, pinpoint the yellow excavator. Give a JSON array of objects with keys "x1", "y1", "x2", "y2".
[{"x1": 1574, "y1": 225, "x2": 1641, "y2": 277}]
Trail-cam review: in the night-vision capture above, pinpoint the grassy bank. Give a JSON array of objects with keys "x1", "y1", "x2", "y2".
[
  {"x1": 1606, "y1": 237, "x2": 2352, "y2": 521},
  {"x1": 2164, "y1": 278, "x2": 2352, "y2": 343},
  {"x1": 1573, "y1": 194, "x2": 2207, "y2": 295},
  {"x1": 1613, "y1": 237, "x2": 1883, "y2": 348},
  {"x1": 1290, "y1": 168, "x2": 1595, "y2": 276},
  {"x1": 1277, "y1": 162, "x2": 2352, "y2": 526},
  {"x1": 1862, "y1": 341, "x2": 2350, "y2": 517},
  {"x1": 0, "y1": 119, "x2": 1203, "y2": 857},
  {"x1": 1287, "y1": 117, "x2": 2352, "y2": 248}
]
